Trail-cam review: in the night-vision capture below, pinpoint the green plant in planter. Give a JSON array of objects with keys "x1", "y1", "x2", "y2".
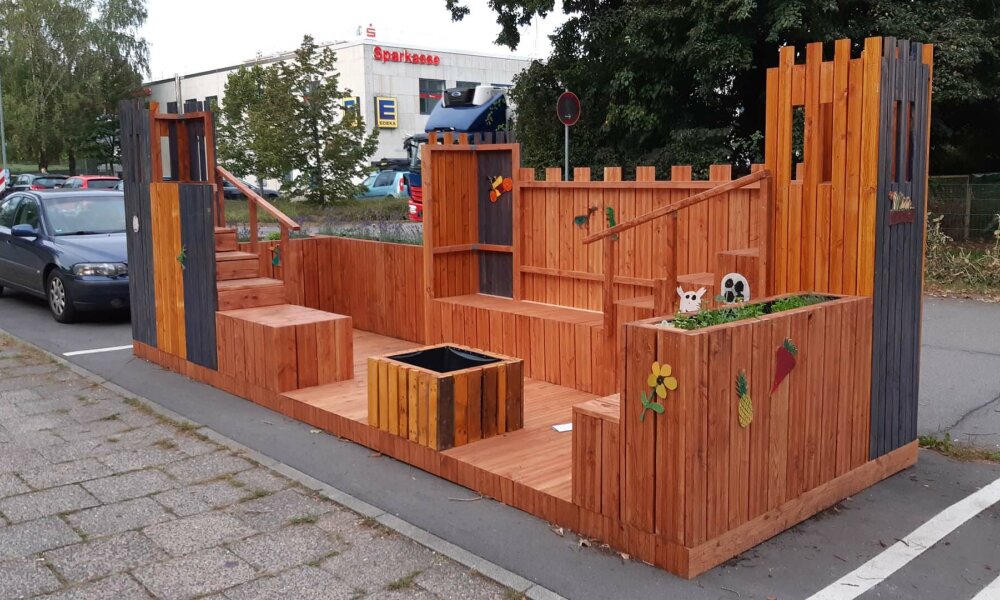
[{"x1": 666, "y1": 294, "x2": 829, "y2": 331}]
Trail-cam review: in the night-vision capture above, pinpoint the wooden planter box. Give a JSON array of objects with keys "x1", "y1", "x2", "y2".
[
  {"x1": 367, "y1": 344, "x2": 524, "y2": 450},
  {"x1": 619, "y1": 294, "x2": 873, "y2": 564}
]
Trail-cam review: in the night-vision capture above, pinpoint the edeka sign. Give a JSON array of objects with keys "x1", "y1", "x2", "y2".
[
  {"x1": 373, "y1": 46, "x2": 440, "y2": 66},
  {"x1": 376, "y1": 97, "x2": 398, "y2": 128}
]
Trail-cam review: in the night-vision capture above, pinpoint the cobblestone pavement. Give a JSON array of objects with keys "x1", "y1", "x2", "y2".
[{"x1": 0, "y1": 335, "x2": 516, "y2": 600}]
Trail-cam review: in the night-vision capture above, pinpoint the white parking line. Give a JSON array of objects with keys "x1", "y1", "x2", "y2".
[
  {"x1": 972, "y1": 573, "x2": 1000, "y2": 600},
  {"x1": 807, "y1": 475, "x2": 1000, "y2": 600},
  {"x1": 63, "y1": 344, "x2": 133, "y2": 357}
]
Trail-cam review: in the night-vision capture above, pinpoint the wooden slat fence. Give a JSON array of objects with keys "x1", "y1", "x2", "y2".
[
  {"x1": 518, "y1": 166, "x2": 769, "y2": 312},
  {"x1": 238, "y1": 236, "x2": 426, "y2": 343}
]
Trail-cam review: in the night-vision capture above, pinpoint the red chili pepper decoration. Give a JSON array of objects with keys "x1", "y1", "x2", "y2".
[{"x1": 771, "y1": 338, "x2": 798, "y2": 393}]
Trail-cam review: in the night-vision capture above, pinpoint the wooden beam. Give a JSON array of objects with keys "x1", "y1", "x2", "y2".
[{"x1": 584, "y1": 170, "x2": 770, "y2": 244}]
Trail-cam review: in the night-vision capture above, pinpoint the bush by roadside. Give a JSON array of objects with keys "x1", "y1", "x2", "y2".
[{"x1": 925, "y1": 212, "x2": 1000, "y2": 300}]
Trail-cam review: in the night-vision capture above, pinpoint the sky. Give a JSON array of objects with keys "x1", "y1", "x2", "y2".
[{"x1": 141, "y1": 0, "x2": 566, "y2": 81}]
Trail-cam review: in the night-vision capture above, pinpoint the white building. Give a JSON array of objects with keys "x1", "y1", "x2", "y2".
[{"x1": 144, "y1": 35, "x2": 532, "y2": 164}]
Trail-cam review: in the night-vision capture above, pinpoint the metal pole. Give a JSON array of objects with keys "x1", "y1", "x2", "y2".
[
  {"x1": 564, "y1": 124, "x2": 569, "y2": 181},
  {"x1": 0, "y1": 51, "x2": 8, "y2": 190}
]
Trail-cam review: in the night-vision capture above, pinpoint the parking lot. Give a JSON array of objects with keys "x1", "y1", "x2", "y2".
[{"x1": 1, "y1": 290, "x2": 999, "y2": 599}]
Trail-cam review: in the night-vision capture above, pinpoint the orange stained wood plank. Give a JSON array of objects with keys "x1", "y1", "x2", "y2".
[{"x1": 279, "y1": 327, "x2": 596, "y2": 501}]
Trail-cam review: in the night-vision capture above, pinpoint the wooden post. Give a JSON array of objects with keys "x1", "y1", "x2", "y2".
[
  {"x1": 603, "y1": 239, "x2": 616, "y2": 336},
  {"x1": 249, "y1": 201, "x2": 259, "y2": 255}
]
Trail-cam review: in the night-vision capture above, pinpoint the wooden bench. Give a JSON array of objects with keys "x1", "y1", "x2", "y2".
[{"x1": 428, "y1": 294, "x2": 615, "y2": 396}]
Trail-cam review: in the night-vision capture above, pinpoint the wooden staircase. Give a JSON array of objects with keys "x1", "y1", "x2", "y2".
[
  {"x1": 212, "y1": 226, "x2": 355, "y2": 393},
  {"x1": 214, "y1": 227, "x2": 286, "y2": 310}
]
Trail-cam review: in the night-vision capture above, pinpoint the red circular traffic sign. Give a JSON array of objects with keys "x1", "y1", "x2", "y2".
[{"x1": 557, "y1": 91, "x2": 581, "y2": 126}]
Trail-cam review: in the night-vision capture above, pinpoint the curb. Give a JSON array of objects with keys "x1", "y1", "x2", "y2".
[{"x1": 0, "y1": 329, "x2": 566, "y2": 600}]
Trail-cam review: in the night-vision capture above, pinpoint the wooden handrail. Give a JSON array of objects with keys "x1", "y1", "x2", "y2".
[
  {"x1": 216, "y1": 166, "x2": 300, "y2": 231},
  {"x1": 583, "y1": 169, "x2": 770, "y2": 244}
]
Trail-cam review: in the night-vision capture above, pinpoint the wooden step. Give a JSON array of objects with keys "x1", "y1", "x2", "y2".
[
  {"x1": 215, "y1": 227, "x2": 238, "y2": 252},
  {"x1": 216, "y1": 304, "x2": 353, "y2": 392},
  {"x1": 216, "y1": 277, "x2": 285, "y2": 310},
  {"x1": 572, "y1": 394, "x2": 621, "y2": 514},
  {"x1": 216, "y1": 250, "x2": 260, "y2": 281}
]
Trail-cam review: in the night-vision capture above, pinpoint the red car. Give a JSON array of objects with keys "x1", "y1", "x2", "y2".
[{"x1": 62, "y1": 175, "x2": 121, "y2": 190}]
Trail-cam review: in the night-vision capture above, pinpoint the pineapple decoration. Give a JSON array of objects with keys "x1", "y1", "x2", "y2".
[{"x1": 736, "y1": 370, "x2": 753, "y2": 428}]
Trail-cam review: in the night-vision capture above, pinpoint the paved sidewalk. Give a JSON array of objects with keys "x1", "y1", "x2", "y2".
[{"x1": 0, "y1": 334, "x2": 515, "y2": 600}]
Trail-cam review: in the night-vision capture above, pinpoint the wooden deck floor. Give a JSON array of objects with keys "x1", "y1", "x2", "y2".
[{"x1": 283, "y1": 329, "x2": 599, "y2": 501}]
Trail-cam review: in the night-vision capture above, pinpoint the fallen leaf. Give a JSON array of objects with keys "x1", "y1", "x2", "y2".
[
  {"x1": 309, "y1": 429, "x2": 322, "y2": 434},
  {"x1": 578, "y1": 538, "x2": 592, "y2": 548},
  {"x1": 620, "y1": 552, "x2": 630, "y2": 561},
  {"x1": 550, "y1": 526, "x2": 565, "y2": 537}
]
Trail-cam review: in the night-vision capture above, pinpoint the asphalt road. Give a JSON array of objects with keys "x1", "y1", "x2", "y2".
[{"x1": 1, "y1": 290, "x2": 998, "y2": 600}]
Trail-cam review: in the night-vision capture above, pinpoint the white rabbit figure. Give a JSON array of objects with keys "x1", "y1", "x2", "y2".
[{"x1": 677, "y1": 286, "x2": 707, "y2": 313}]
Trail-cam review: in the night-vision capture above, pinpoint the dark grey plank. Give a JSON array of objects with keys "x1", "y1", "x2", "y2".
[
  {"x1": 118, "y1": 99, "x2": 157, "y2": 347},
  {"x1": 477, "y1": 150, "x2": 514, "y2": 297},
  {"x1": 179, "y1": 183, "x2": 218, "y2": 369}
]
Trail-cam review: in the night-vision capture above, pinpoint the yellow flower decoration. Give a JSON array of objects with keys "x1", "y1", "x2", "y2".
[{"x1": 646, "y1": 361, "x2": 679, "y2": 399}]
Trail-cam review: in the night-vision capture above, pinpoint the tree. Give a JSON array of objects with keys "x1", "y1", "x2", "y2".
[
  {"x1": 449, "y1": 0, "x2": 1000, "y2": 176},
  {"x1": 0, "y1": 0, "x2": 148, "y2": 172},
  {"x1": 217, "y1": 64, "x2": 297, "y2": 197},
  {"x1": 216, "y1": 36, "x2": 378, "y2": 204},
  {"x1": 280, "y1": 36, "x2": 378, "y2": 204}
]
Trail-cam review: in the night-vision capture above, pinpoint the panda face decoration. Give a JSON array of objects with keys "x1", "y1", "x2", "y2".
[
  {"x1": 677, "y1": 286, "x2": 707, "y2": 313},
  {"x1": 721, "y1": 273, "x2": 750, "y2": 304}
]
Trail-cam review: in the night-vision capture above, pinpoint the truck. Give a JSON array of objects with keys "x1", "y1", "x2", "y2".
[{"x1": 404, "y1": 84, "x2": 510, "y2": 221}]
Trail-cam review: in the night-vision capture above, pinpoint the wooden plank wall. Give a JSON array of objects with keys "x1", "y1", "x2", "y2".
[
  {"x1": 870, "y1": 40, "x2": 933, "y2": 458},
  {"x1": 118, "y1": 99, "x2": 157, "y2": 347},
  {"x1": 179, "y1": 183, "x2": 218, "y2": 369},
  {"x1": 765, "y1": 37, "x2": 884, "y2": 297},
  {"x1": 621, "y1": 295, "x2": 872, "y2": 548},
  {"x1": 239, "y1": 237, "x2": 426, "y2": 343},
  {"x1": 148, "y1": 183, "x2": 187, "y2": 358},
  {"x1": 518, "y1": 168, "x2": 768, "y2": 311},
  {"x1": 477, "y1": 150, "x2": 515, "y2": 297}
]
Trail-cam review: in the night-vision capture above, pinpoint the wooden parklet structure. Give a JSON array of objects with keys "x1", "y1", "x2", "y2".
[{"x1": 121, "y1": 37, "x2": 932, "y2": 578}]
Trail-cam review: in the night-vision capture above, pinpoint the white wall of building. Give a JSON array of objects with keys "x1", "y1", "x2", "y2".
[{"x1": 145, "y1": 37, "x2": 531, "y2": 169}]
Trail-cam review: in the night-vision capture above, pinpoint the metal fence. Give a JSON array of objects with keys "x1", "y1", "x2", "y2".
[{"x1": 928, "y1": 176, "x2": 1000, "y2": 241}]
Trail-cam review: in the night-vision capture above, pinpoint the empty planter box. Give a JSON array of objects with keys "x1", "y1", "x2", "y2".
[{"x1": 367, "y1": 344, "x2": 524, "y2": 450}]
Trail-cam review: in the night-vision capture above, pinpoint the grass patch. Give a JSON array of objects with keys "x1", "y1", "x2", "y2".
[
  {"x1": 153, "y1": 439, "x2": 178, "y2": 451},
  {"x1": 919, "y1": 433, "x2": 1000, "y2": 463},
  {"x1": 504, "y1": 590, "x2": 526, "y2": 600},
  {"x1": 246, "y1": 488, "x2": 271, "y2": 500},
  {"x1": 667, "y1": 294, "x2": 830, "y2": 331},
  {"x1": 98, "y1": 413, "x2": 120, "y2": 422},
  {"x1": 386, "y1": 570, "x2": 422, "y2": 591},
  {"x1": 287, "y1": 514, "x2": 319, "y2": 525}
]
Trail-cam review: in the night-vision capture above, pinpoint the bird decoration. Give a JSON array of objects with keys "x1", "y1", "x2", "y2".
[
  {"x1": 488, "y1": 175, "x2": 513, "y2": 202},
  {"x1": 573, "y1": 206, "x2": 599, "y2": 229}
]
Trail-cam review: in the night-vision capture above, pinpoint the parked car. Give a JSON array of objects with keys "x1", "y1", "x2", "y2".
[
  {"x1": 114, "y1": 180, "x2": 125, "y2": 191},
  {"x1": 356, "y1": 170, "x2": 410, "y2": 200},
  {"x1": 0, "y1": 190, "x2": 128, "y2": 323},
  {"x1": 11, "y1": 173, "x2": 68, "y2": 192},
  {"x1": 63, "y1": 175, "x2": 121, "y2": 190},
  {"x1": 222, "y1": 179, "x2": 280, "y2": 200}
]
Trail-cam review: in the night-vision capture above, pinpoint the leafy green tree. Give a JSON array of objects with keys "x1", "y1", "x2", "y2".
[
  {"x1": 217, "y1": 36, "x2": 378, "y2": 204},
  {"x1": 449, "y1": 0, "x2": 1000, "y2": 176},
  {"x1": 280, "y1": 36, "x2": 378, "y2": 204},
  {"x1": 0, "y1": 0, "x2": 148, "y2": 172},
  {"x1": 217, "y1": 64, "x2": 297, "y2": 197}
]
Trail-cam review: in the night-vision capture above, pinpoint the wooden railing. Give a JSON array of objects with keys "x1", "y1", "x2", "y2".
[
  {"x1": 215, "y1": 166, "x2": 300, "y2": 265},
  {"x1": 583, "y1": 169, "x2": 772, "y2": 334}
]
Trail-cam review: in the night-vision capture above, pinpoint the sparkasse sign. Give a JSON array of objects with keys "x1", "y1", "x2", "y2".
[{"x1": 373, "y1": 46, "x2": 441, "y2": 66}]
